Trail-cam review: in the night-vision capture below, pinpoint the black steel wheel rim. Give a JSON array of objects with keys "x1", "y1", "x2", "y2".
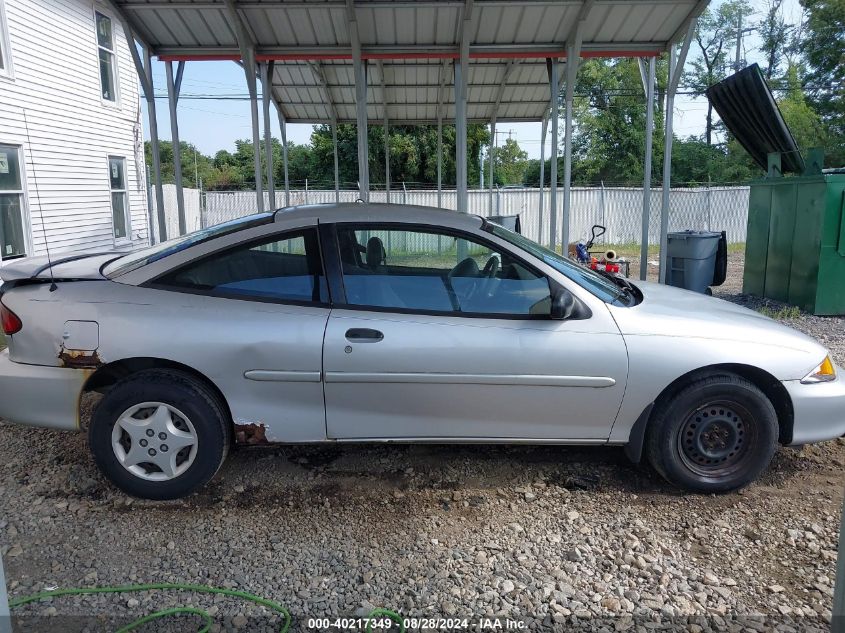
[{"x1": 677, "y1": 400, "x2": 756, "y2": 478}]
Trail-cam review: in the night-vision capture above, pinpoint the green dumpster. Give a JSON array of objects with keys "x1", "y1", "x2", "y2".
[{"x1": 743, "y1": 151, "x2": 845, "y2": 315}]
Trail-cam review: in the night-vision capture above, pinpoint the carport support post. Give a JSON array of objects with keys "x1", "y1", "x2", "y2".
[
  {"x1": 639, "y1": 56, "x2": 656, "y2": 281},
  {"x1": 261, "y1": 62, "x2": 275, "y2": 208},
  {"x1": 332, "y1": 123, "x2": 340, "y2": 202},
  {"x1": 489, "y1": 119, "x2": 496, "y2": 213},
  {"x1": 538, "y1": 114, "x2": 547, "y2": 244},
  {"x1": 659, "y1": 23, "x2": 695, "y2": 284},
  {"x1": 548, "y1": 58, "x2": 559, "y2": 250},
  {"x1": 277, "y1": 106, "x2": 290, "y2": 206},
  {"x1": 379, "y1": 61, "x2": 390, "y2": 203},
  {"x1": 350, "y1": 1, "x2": 369, "y2": 203},
  {"x1": 141, "y1": 47, "x2": 166, "y2": 243},
  {"x1": 354, "y1": 58, "x2": 369, "y2": 202},
  {"x1": 436, "y1": 116, "x2": 443, "y2": 208},
  {"x1": 455, "y1": 58, "x2": 468, "y2": 215},
  {"x1": 245, "y1": 63, "x2": 264, "y2": 213},
  {"x1": 562, "y1": 43, "x2": 581, "y2": 252},
  {"x1": 383, "y1": 118, "x2": 390, "y2": 203},
  {"x1": 165, "y1": 60, "x2": 186, "y2": 236}
]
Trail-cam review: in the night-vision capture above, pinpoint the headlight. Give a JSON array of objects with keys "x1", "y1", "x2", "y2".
[{"x1": 801, "y1": 356, "x2": 837, "y2": 384}]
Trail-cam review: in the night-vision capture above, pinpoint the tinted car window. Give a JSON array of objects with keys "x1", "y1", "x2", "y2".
[
  {"x1": 155, "y1": 229, "x2": 328, "y2": 303},
  {"x1": 485, "y1": 222, "x2": 622, "y2": 303},
  {"x1": 104, "y1": 213, "x2": 274, "y2": 278},
  {"x1": 337, "y1": 226, "x2": 551, "y2": 316}
]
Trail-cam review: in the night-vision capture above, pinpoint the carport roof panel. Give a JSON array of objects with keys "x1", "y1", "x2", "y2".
[
  {"x1": 114, "y1": 0, "x2": 708, "y2": 123},
  {"x1": 269, "y1": 59, "x2": 553, "y2": 124}
]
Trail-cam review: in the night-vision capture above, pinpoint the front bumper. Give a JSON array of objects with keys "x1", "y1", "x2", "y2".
[
  {"x1": 0, "y1": 349, "x2": 87, "y2": 431},
  {"x1": 785, "y1": 370, "x2": 845, "y2": 445}
]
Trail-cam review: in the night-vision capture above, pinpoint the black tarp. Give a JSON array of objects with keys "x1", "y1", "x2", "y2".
[{"x1": 706, "y1": 63, "x2": 804, "y2": 173}]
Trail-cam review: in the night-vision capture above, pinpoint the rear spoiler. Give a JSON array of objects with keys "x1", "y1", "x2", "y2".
[
  {"x1": 0, "y1": 252, "x2": 116, "y2": 283},
  {"x1": 29, "y1": 253, "x2": 116, "y2": 278}
]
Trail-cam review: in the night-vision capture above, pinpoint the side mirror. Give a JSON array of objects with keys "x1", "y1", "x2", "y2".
[{"x1": 550, "y1": 288, "x2": 576, "y2": 320}]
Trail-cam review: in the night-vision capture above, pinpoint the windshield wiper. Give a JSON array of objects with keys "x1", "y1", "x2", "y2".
[{"x1": 596, "y1": 270, "x2": 636, "y2": 304}]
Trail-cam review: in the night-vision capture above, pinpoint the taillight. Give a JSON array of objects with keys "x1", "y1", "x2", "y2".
[{"x1": 0, "y1": 297, "x2": 22, "y2": 335}]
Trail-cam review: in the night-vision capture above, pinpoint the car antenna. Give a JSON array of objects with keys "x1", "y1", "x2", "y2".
[{"x1": 22, "y1": 109, "x2": 57, "y2": 292}]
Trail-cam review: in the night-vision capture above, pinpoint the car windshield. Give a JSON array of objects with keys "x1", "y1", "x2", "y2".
[
  {"x1": 486, "y1": 222, "x2": 622, "y2": 303},
  {"x1": 103, "y1": 213, "x2": 274, "y2": 278}
]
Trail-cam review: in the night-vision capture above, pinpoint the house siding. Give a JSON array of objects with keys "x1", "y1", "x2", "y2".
[{"x1": 0, "y1": 0, "x2": 148, "y2": 260}]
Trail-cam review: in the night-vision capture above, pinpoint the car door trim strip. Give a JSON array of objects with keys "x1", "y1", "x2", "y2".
[
  {"x1": 244, "y1": 370, "x2": 322, "y2": 382},
  {"x1": 323, "y1": 372, "x2": 616, "y2": 387}
]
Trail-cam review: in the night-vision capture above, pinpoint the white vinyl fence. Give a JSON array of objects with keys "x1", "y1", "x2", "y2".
[
  {"x1": 158, "y1": 185, "x2": 751, "y2": 246},
  {"x1": 150, "y1": 184, "x2": 203, "y2": 240}
]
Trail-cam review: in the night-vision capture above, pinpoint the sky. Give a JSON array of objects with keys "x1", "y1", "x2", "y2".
[{"x1": 140, "y1": 0, "x2": 803, "y2": 163}]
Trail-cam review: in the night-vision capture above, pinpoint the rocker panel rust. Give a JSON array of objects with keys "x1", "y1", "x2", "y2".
[
  {"x1": 58, "y1": 348, "x2": 104, "y2": 369},
  {"x1": 234, "y1": 422, "x2": 269, "y2": 445}
]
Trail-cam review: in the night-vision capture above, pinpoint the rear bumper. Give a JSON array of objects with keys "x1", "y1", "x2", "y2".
[
  {"x1": 785, "y1": 372, "x2": 845, "y2": 445},
  {"x1": 0, "y1": 349, "x2": 86, "y2": 431}
]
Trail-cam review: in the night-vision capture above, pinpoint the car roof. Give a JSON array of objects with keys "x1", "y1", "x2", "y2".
[{"x1": 272, "y1": 203, "x2": 486, "y2": 231}]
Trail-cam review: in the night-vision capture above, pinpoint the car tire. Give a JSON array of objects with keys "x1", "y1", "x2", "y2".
[
  {"x1": 645, "y1": 373, "x2": 778, "y2": 493},
  {"x1": 89, "y1": 369, "x2": 230, "y2": 500}
]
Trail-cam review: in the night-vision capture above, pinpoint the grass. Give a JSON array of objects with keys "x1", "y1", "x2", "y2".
[
  {"x1": 0, "y1": 333, "x2": 5, "y2": 350},
  {"x1": 758, "y1": 304, "x2": 801, "y2": 320},
  {"x1": 591, "y1": 241, "x2": 747, "y2": 259}
]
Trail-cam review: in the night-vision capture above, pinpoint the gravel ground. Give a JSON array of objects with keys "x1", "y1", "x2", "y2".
[{"x1": 1, "y1": 253, "x2": 844, "y2": 632}]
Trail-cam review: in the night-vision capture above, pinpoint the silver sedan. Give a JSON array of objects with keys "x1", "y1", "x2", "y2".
[{"x1": 0, "y1": 204, "x2": 842, "y2": 499}]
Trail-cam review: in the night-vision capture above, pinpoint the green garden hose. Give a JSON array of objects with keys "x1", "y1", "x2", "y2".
[{"x1": 9, "y1": 582, "x2": 403, "y2": 632}]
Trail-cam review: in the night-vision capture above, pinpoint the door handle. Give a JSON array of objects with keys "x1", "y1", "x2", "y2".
[{"x1": 345, "y1": 328, "x2": 384, "y2": 341}]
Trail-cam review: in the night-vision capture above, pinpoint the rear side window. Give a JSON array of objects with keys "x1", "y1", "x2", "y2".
[{"x1": 155, "y1": 229, "x2": 328, "y2": 304}]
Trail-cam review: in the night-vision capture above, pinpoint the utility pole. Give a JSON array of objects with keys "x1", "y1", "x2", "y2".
[{"x1": 735, "y1": 11, "x2": 743, "y2": 72}]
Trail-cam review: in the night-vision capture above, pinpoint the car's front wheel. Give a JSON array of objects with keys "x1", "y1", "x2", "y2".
[
  {"x1": 89, "y1": 369, "x2": 230, "y2": 500},
  {"x1": 645, "y1": 373, "x2": 778, "y2": 493}
]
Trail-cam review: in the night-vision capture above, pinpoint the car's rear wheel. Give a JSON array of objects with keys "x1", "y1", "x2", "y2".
[
  {"x1": 89, "y1": 369, "x2": 230, "y2": 500},
  {"x1": 645, "y1": 373, "x2": 778, "y2": 493}
]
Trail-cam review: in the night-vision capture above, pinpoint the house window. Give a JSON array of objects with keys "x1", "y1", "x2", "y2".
[
  {"x1": 95, "y1": 12, "x2": 116, "y2": 101},
  {"x1": 0, "y1": 144, "x2": 28, "y2": 260},
  {"x1": 108, "y1": 156, "x2": 129, "y2": 240},
  {"x1": 0, "y1": 0, "x2": 12, "y2": 78}
]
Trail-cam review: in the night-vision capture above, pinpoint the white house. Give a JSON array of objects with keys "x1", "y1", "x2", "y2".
[{"x1": 0, "y1": 0, "x2": 149, "y2": 264}]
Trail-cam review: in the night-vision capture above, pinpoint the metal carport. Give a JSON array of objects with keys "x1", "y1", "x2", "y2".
[{"x1": 107, "y1": 0, "x2": 708, "y2": 283}]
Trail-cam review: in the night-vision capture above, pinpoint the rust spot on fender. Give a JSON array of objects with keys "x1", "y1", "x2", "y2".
[
  {"x1": 58, "y1": 348, "x2": 103, "y2": 369},
  {"x1": 234, "y1": 422, "x2": 268, "y2": 445}
]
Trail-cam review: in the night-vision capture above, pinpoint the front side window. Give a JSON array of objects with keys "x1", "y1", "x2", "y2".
[
  {"x1": 108, "y1": 156, "x2": 129, "y2": 240},
  {"x1": 337, "y1": 226, "x2": 551, "y2": 316},
  {"x1": 155, "y1": 229, "x2": 328, "y2": 304},
  {"x1": 486, "y1": 222, "x2": 622, "y2": 303},
  {"x1": 0, "y1": 144, "x2": 27, "y2": 260},
  {"x1": 95, "y1": 12, "x2": 116, "y2": 101}
]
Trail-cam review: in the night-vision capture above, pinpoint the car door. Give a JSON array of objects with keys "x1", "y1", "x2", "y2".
[
  {"x1": 141, "y1": 226, "x2": 330, "y2": 443},
  {"x1": 322, "y1": 223, "x2": 628, "y2": 440}
]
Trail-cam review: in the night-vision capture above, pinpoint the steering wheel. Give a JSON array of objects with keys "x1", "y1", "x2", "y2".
[
  {"x1": 477, "y1": 255, "x2": 500, "y2": 299},
  {"x1": 481, "y1": 255, "x2": 500, "y2": 278}
]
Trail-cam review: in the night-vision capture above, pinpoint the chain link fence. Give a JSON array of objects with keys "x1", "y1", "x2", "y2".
[{"x1": 169, "y1": 185, "x2": 750, "y2": 247}]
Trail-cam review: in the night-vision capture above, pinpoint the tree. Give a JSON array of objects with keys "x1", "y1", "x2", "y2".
[
  {"x1": 309, "y1": 123, "x2": 488, "y2": 188},
  {"x1": 778, "y1": 63, "x2": 827, "y2": 152},
  {"x1": 758, "y1": 0, "x2": 792, "y2": 80},
  {"x1": 798, "y1": 0, "x2": 845, "y2": 164},
  {"x1": 144, "y1": 140, "x2": 216, "y2": 189},
  {"x1": 485, "y1": 137, "x2": 528, "y2": 185},
  {"x1": 571, "y1": 58, "x2": 665, "y2": 185},
  {"x1": 685, "y1": 0, "x2": 752, "y2": 146}
]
